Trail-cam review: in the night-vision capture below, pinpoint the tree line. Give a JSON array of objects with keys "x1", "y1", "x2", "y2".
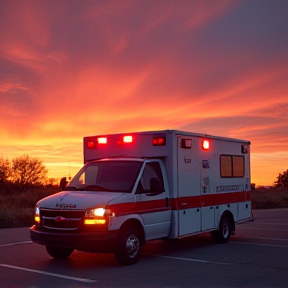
[
  {"x1": 0, "y1": 155, "x2": 57, "y2": 193},
  {"x1": 0, "y1": 155, "x2": 287, "y2": 192}
]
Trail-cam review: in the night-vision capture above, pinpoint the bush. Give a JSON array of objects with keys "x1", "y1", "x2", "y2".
[
  {"x1": 0, "y1": 186, "x2": 59, "y2": 228},
  {"x1": 251, "y1": 187, "x2": 288, "y2": 209}
]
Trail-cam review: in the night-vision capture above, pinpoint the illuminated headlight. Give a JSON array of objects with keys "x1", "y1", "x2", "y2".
[
  {"x1": 34, "y1": 205, "x2": 40, "y2": 224},
  {"x1": 85, "y1": 208, "x2": 106, "y2": 217},
  {"x1": 84, "y1": 208, "x2": 114, "y2": 225}
]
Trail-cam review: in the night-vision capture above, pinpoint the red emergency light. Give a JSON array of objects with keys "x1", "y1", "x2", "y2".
[
  {"x1": 87, "y1": 141, "x2": 96, "y2": 148},
  {"x1": 202, "y1": 139, "x2": 210, "y2": 150},
  {"x1": 152, "y1": 136, "x2": 166, "y2": 146},
  {"x1": 87, "y1": 137, "x2": 107, "y2": 148}
]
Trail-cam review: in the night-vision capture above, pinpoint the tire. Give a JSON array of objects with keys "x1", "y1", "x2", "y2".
[
  {"x1": 45, "y1": 246, "x2": 74, "y2": 259},
  {"x1": 211, "y1": 217, "x2": 232, "y2": 244},
  {"x1": 115, "y1": 226, "x2": 142, "y2": 265}
]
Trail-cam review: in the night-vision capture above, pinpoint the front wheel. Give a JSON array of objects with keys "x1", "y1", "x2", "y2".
[
  {"x1": 45, "y1": 246, "x2": 74, "y2": 259},
  {"x1": 211, "y1": 217, "x2": 232, "y2": 244},
  {"x1": 115, "y1": 226, "x2": 142, "y2": 265}
]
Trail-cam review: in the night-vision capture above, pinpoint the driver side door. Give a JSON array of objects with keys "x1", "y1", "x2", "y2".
[{"x1": 135, "y1": 160, "x2": 171, "y2": 241}]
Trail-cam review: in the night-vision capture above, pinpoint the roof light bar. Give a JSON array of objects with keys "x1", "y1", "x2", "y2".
[
  {"x1": 123, "y1": 135, "x2": 133, "y2": 143},
  {"x1": 97, "y1": 137, "x2": 107, "y2": 144}
]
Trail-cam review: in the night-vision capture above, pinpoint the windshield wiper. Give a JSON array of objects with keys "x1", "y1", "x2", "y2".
[
  {"x1": 64, "y1": 185, "x2": 111, "y2": 192},
  {"x1": 78, "y1": 185, "x2": 111, "y2": 192},
  {"x1": 64, "y1": 185, "x2": 78, "y2": 191}
]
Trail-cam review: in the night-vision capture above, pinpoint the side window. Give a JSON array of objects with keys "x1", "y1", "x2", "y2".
[
  {"x1": 139, "y1": 162, "x2": 164, "y2": 192},
  {"x1": 220, "y1": 155, "x2": 232, "y2": 177},
  {"x1": 233, "y1": 156, "x2": 244, "y2": 177},
  {"x1": 220, "y1": 155, "x2": 244, "y2": 178}
]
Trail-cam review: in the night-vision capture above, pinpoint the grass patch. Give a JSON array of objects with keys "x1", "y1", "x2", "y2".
[
  {"x1": 251, "y1": 187, "x2": 288, "y2": 209},
  {"x1": 0, "y1": 186, "x2": 59, "y2": 228},
  {"x1": 0, "y1": 187, "x2": 288, "y2": 228}
]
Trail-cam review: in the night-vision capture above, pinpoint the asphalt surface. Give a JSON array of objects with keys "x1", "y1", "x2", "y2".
[{"x1": 0, "y1": 208, "x2": 288, "y2": 288}]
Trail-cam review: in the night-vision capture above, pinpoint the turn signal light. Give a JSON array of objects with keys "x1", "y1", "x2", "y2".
[
  {"x1": 34, "y1": 206, "x2": 40, "y2": 224},
  {"x1": 35, "y1": 216, "x2": 40, "y2": 224},
  {"x1": 84, "y1": 219, "x2": 106, "y2": 225}
]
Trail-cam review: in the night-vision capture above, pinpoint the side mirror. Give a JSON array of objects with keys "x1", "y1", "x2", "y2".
[{"x1": 59, "y1": 177, "x2": 68, "y2": 191}]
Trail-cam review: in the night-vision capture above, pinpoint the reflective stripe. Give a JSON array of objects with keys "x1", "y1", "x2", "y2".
[
  {"x1": 107, "y1": 191, "x2": 251, "y2": 215},
  {"x1": 171, "y1": 191, "x2": 251, "y2": 210}
]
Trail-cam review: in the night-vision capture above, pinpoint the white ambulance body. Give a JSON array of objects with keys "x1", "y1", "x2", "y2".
[{"x1": 30, "y1": 130, "x2": 252, "y2": 265}]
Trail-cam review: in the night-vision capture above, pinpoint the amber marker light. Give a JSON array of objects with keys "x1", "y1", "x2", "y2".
[
  {"x1": 34, "y1": 205, "x2": 40, "y2": 224},
  {"x1": 84, "y1": 219, "x2": 106, "y2": 225}
]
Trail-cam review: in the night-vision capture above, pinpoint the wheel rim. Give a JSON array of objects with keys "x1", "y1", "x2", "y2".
[
  {"x1": 222, "y1": 222, "x2": 229, "y2": 239},
  {"x1": 125, "y1": 234, "x2": 140, "y2": 258}
]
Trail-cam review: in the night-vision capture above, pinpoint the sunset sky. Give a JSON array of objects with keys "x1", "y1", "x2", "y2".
[{"x1": 0, "y1": 0, "x2": 287, "y2": 186}]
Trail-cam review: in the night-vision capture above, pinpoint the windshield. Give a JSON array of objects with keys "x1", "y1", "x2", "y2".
[{"x1": 67, "y1": 160, "x2": 142, "y2": 193}]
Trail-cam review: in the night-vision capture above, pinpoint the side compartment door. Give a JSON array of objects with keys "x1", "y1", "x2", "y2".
[
  {"x1": 135, "y1": 160, "x2": 171, "y2": 241},
  {"x1": 200, "y1": 156, "x2": 216, "y2": 231},
  {"x1": 177, "y1": 136, "x2": 201, "y2": 236}
]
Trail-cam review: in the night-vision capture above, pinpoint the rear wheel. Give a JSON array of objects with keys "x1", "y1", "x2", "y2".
[
  {"x1": 115, "y1": 226, "x2": 142, "y2": 265},
  {"x1": 211, "y1": 217, "x2": 232, "y2": 244},
  {"x1": 45, "y1": 246, "x2": 74, "y2": 259}
]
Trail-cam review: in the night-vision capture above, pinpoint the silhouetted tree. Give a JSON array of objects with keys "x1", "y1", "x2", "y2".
[
  {"x1": 11, "y1": 155, "x2": 48, "y2": 191},
  {"x1": 0, "y1": 158, "x2": 11, "y2": 181},
  {"x1": 274, "y1": 169, "x2": 288, "y2": 188},
  {"x1": 0, "y1": 157, "x2": 12, "y2": 191},
  {"x1": 46, "y1": 177, "x2": 59, "y2": 187}
]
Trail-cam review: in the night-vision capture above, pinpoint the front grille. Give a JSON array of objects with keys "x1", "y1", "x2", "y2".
[{"x1": 40, "y1": 208, "x2": 85, "y2": 231}]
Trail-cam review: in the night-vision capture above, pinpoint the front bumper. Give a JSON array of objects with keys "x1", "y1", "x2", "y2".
[{"x1": 30, "y1": 225, "x2": 119, "y2": 253}]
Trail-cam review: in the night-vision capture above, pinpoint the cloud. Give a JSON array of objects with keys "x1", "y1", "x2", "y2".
[{"x1": 0, "y1": 0, "x2": 287, "y2": 185}]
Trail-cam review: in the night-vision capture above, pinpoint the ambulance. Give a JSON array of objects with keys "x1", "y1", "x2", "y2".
[{"x1": 30, "y1": 130, "x2": 252, "y2": 265}]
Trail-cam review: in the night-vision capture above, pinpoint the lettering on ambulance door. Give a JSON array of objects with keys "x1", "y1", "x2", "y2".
[
  {"x1": 177, "y1": 137, "x2": 200, "y2": 236},
  {"x1": 135, "y1": 161, "x2": 171, "y2": 241}
]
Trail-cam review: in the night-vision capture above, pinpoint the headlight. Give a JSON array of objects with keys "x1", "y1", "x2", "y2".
[
  {"x1": 84, "y1": 208, "x2": 114, "y2": 225},
  {"x1": 85, "y1": 208, "x2": 105, "y2": 217},
  {"x1": 34, "y1": 205, "x2": 40, "y2": 224}
]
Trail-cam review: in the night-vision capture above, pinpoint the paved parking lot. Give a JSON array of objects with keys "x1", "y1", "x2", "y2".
[{"x1": 1, "y1": 208, "x2": 288, "y2": 287}]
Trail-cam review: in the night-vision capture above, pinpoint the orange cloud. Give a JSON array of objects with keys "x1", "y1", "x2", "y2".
[{"x1": 1, "y1": 0, "x2": 287, "y2": 186}]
